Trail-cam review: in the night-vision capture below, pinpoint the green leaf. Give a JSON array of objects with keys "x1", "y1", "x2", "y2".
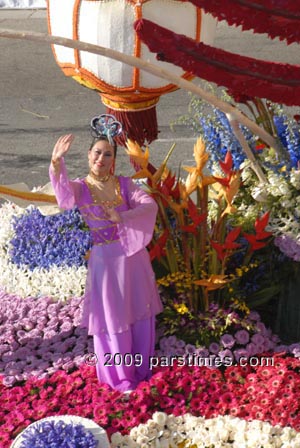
[{"x1": 246, "y1": 284, "x2": 281, "y2": 308}]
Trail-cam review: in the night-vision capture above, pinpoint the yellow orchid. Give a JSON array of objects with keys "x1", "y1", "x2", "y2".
[{"x1": 174, "y1": 302, "x2": 189, "y2": 314}]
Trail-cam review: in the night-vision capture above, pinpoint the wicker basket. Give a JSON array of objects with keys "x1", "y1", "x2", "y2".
[{"x1": 11, "y1": 415, "x2": 110, "y2": 448}]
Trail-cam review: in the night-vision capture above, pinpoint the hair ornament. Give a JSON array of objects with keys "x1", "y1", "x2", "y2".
[{"x1": 90, "y1": 114, "x2": 123, "y2": 145}]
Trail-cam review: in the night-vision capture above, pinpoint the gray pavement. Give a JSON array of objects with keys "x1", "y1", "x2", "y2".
[{"x1": 1, "y1": 9, "x2": 300, "y2": 188}]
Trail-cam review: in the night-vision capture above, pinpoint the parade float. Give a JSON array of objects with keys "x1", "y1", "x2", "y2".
[{"x1": 1, "y1": 1, "x2": 300, "y2": 447}]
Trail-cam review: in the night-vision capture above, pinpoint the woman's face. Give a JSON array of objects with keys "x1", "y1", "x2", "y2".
[{"x1": 88, "y1": 140, "x2": 115, "y2": 176}]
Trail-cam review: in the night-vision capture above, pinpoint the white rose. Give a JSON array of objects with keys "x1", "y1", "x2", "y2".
[
  {"x1": 136, "y1": 436, "x2": 150, "y2": 444},
  {"x1": 136, "y1": 425, "x2": 148, "y2": 436},
  {"x1": 147, "y1": 420, "x2": 158, "y2": 431},
  {"x1": 152, "y1": 412, "x2": 167, "y2": 427}
]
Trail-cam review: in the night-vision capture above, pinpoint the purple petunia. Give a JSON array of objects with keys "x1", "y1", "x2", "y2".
[
  {"x1": 220, "y1": 334, "x2": 235, "y2": 349},
  {"x1": 234, "y1": 330, "x2": 250, "y2": 345}
]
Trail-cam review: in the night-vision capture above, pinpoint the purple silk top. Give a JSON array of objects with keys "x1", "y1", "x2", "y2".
[{"x1": 49, "y1": 159, "x2": 163, "y2": 335}]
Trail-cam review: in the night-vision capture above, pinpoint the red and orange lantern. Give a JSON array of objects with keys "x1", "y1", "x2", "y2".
[{"x1": 47, "y1": 0, "x2": 216, "y2": 146}]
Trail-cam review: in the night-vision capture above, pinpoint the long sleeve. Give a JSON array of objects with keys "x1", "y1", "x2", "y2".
[
  {"x1": 49, "y1": 158, "x2": 81, "y2": 210},
  {"x1": 117, "y1": 178, "x2": 158, "y2": 257}
]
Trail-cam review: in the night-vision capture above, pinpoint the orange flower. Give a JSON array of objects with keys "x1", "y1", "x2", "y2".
[
  {"x1": 194, "y1": 274, "x2": 229, "y2": 291},
  {"x1": 183, "y1": 137, "x2": 215, "y2": 192},
  {"x1": 125, "y1": 139, "x2": 153, "y2": 179}
]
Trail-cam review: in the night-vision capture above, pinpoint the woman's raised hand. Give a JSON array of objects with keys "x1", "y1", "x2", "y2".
[{"x1": 52, "y1": 134, "x2": 75, "y2": 161}]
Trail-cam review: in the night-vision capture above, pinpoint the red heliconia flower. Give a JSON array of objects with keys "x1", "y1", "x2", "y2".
[
  {"x1": 211, "y1": 227, "x2": 242, "y2": 260},
  {"x1": 149, "y1": 229, "x2": 169, "y2": 261},
  {"x1": 243, "y1": 234, "x2": 269, "y2": 251},
  {"x1": 254, "y1": 211, "x2": 272, "y2": 238},
  {"x1": 225, "y1": 226, "x2": 241, "y2": 244},
  {"x1": 160, "y1": 172, "x2": 177, "y2": 196},
  {"x1": 160, "y1": 171, "x2": 180, "y2": 200},
  {"x1": 152, "y1": 172, "x2": 180, "y2": 207},
  {"x1": 243, "y1": 211, "x2": 272, "y2": 251},
  {"x1": 214, "y1": 151, "x2": 237, "y2": 187},
  {"x1": 213, "y1": 174, "x2": 231, "y2": 188},
  {"x1": 181, "y1": 200, "x2": 207, "y2": 234},
  {"x1": 219, "y1": 151, "x2": 233, "y2": 175}
]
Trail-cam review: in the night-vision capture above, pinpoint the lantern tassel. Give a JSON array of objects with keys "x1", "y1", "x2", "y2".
[{"x1": 105, "y1": 105, "x2": 159, "y2": 148}]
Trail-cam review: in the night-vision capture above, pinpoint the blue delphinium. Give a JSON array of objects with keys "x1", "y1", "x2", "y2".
[
  {"x1": 173, "y1": 95, "x2": 255, "y2": 170},
  {"x1": 174, "y1": 93, "x2": 300, "y2": 172},
  {"x1": 273, "y1": 115, "x2": 300, "y2": 168},
  {"x1": 199, "y1": 109, "x2": 253, "y2": 170},
  {"x1": 10, "y1": 207, "x2": 92, "y2": 270},
  {"x1": 19, "y1": 420, "x2": 98, "y2": 448}
]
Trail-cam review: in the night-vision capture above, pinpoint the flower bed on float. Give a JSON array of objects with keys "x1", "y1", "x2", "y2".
[{"x1": 2, "y1": 93, "x2": 300, "y2": 446}]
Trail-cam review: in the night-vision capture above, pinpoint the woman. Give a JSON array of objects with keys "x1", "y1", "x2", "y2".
[{"x1": 49, "y1": 115, "x2": 163, "y2": 393}]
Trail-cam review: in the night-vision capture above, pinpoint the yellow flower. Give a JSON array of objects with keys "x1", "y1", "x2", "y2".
[{"x1": 174, "y1": 303, "x2": 189, "y2": 314}]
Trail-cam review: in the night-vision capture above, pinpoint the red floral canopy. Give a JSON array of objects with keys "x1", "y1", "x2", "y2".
[{"x1": 135, "y1": 0, "x2": 300, "y2": 105}]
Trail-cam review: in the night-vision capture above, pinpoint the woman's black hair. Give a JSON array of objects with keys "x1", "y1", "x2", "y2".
[
  {"x1": 89, "y1": 135, "x2": 117, "y2": 157},
  {"x1": 89, "y1": 115, "x2": 122, "y2": 158}
]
